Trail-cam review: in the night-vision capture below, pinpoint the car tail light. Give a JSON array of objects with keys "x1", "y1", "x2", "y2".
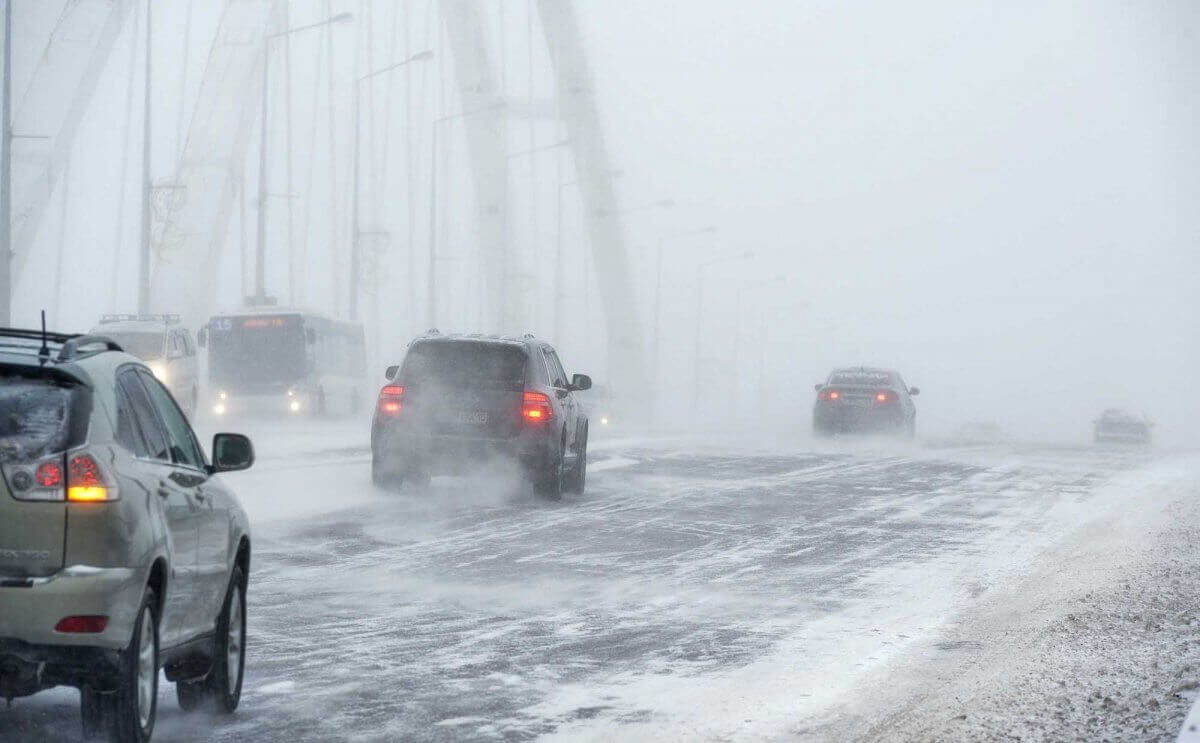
[
  {"x1": 818, "y1": 389, "x2": 840, "y2": 401},
  {"x1": 522, "y1": 391, "x2": 553, "y2": 424},
  {"x1": 55, "y1": 615, "x2": 109, "y2": 633},
  {"x1": 67, "y1": 453, "x2": 118, "y2": 502},
  {"x1": 874, "y1": 389, "x2": 897, "y2": 405},
  {"x1": 377, "y1": 385, "x2": 405, "y2": 416},
  {"x1": 4, "y1": 455, "x2": 66, "y2": 502}
]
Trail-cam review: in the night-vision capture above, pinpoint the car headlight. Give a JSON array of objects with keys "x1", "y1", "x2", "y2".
[
  {"x1": 148, "y1": 363, "x2": 168, "y2": 383},
  {"x1": 289, "y1": 400, "x2": 302, "y2": 413},
  {"x1": 218, "y1": 391, "x2": 228, "y2": 400},
  {"x1": 213, "y1": 403, "x2": 227, "y2": 416},
  {"x1": 600, "y1": 416, "x2": 610, "y2": 426}
]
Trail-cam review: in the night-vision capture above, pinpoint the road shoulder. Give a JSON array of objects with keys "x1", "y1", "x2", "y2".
[{"x1": 806, "y1": 456, "x2": 1200, "y2": 742}]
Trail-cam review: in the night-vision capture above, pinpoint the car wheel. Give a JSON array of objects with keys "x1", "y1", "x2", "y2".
[
  {"x1": 567, "y1": 429, "x2": 587, "y2": 495},
  {"x1": 371, "y1": 456, "x2": 403, "y2": 491},
  {"x1": 80, "y1": 687, "x2": 104, "y2": 740},
  {"x1": 106, "y1": 587, "x2": 158, "y2": 743},
  {"x1": 535, "y1": 440, "x2": 565, "y2": 501},
  {"x1": 176, "y1": 566, "x2": 247, "y2": 714},
  {"x1": 208, "y1": 566, "x2": 247, "y2": 712}
]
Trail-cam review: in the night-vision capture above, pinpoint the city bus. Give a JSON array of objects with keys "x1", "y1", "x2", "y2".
[{"x1": 198, "y1": 309, "x2": 366, "y2": 417}]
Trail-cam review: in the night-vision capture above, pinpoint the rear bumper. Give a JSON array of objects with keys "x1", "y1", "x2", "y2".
[
  {"x1": 372, "y1": 426, "x2": 555, "y2": 476},
  {"x1": 0, "y1": 565, "x2": 145, "y2": 651},
  {"x1": 814, "y1": 404, "x2": 905, "y2": 433},
  {"x1": 0, "y1": 638, "x2": 120, "y2": 696}
]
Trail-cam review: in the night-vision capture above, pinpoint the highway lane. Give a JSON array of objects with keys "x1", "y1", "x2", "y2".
[{"x1": 0, "y1": 430, "x2": 1174, "y2": 741}]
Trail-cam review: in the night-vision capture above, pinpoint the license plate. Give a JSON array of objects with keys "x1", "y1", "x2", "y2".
[{"x1": 454, "y1": 410, "x2": 489, "y2": 425}]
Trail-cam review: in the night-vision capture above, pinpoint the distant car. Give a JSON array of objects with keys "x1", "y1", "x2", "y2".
[
  {"x1": 813, "y1": 367, "x2": 919, "y2": 437},
  {"x1": 1093, "y1": 409, "x2": 1152, "y2": 444},
  {"x1": 92, "y1": 314, "x2": 200, "y2": 418},
  {"x1": 0, "y1": 327, "x2": 254, "y2": 742},
  {"x1": 371, "y1": 332, "x2": 591, "y2": 499}
]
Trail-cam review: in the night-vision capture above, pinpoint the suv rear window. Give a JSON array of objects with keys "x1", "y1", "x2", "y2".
[
  {"x1": 401, "y1": 342, "x2": 528, "y2": 390},
  {"x1": 0, "y1": 373, "x2": 88, "y2": 464}
]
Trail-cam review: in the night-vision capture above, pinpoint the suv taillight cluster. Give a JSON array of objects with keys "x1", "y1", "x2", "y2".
[{"x1": 4, "y1": 451, "x2": 118, "y2": 502}]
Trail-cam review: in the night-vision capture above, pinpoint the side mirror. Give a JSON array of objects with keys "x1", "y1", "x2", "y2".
[
  {"x1": 570, "y1": 373, "x2": 592, "y2": 392},
  {"x1": 908, "y1": 387, "x2": 920, "y2": 396},
  {"x1": 210, "y1": 433, "x2": 255, "y2": 474},
  {"x1": 305, "y1": 328, "x2": 316, "y2": 344},
  {"x1": 814, "y1": 383, "x2": 824, "y2": 392},
  {"x1": 385, "y1": 365, "x2": 399, "y2": 381},
  {"x1": 197, "y1": 328, "x2": 207, "y2": 348}
]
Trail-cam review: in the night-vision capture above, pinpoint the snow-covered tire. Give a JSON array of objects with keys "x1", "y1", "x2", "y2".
[
  {"x1": 106, "y1": 587, "x2": 158, "y2": 742},
  {"x1": 372, "y1": 457, "x2": 403, "y2": 491},
  {"x1": 566, "y1": 429, "x2": 587, "y2": 495},
  {"x1": 535, "y1": 439, "x2": 565, "y2": 501},
  {"x1": 176, "y1": 566, "x2": 246, "y2": 714}
]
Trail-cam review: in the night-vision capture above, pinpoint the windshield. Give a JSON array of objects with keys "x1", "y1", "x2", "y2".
[
  {"x1": 208, "y1": 315, "x2": 306, "y2": 389},
  {"x1": 400, "y1": 342, "x2": 527, "y2": 391},
  {"x1": 103, "y1": 332, "x2": 164, "y2": 361}
]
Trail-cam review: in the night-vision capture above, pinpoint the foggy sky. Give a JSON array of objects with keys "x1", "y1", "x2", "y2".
[{"x1": 9, "y1": 1, "x2": 1199, "y2": 442}]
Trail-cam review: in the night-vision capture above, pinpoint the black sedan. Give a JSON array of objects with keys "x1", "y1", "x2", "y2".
[{"x1": 813, "y1": 367, "x2": 919, "y2": 438}]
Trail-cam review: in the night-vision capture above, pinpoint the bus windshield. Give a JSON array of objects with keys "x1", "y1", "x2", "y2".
[{"x1": 208, "y1": 315, "x2": 306, "y2": 390}]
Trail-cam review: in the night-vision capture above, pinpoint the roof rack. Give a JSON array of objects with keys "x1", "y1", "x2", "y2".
[
  {"x1": 0, "y1": 328, "x2": 124, "y2": 362},
  {"x1": 99, "y1": 313, "x2": 180, "y2": 325},
  {"x1": 58, "y1": 335, "x2": 124, "y2": 361}
]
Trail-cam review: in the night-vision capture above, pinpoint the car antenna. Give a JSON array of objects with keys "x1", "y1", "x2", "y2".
[{"x1": 37, "y1": 309, "x2": 51, "y2": 366}]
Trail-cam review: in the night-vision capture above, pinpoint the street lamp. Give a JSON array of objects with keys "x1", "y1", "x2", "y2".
[
  {"x1": 693, "y1": 250, "x2": 753, "y2": 407},
  {"x1": 427, "y1": 101, "x2": 507, "y2": 327},
  {"x1": 253, "y1": 11, "x2": 352, "y2": 306},
  {"x1": 349, "y1": 49, "x2": 434, "y2": 321}
]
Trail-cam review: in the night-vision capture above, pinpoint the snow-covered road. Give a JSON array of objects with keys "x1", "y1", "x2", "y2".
[{"x1": 3, "y1": 424, "x2": 1197, "y2": 742}]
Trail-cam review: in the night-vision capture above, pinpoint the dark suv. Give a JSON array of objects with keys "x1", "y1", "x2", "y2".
[
  {"x1": 0, "y1": 328, "x2": 255, "y2": 742},
  {"x1": 371, "y1": 333, "x2": 591, "y2": 499},
  {"x1": 813, "y1": 367, "x2": 919, "y2": 437}
]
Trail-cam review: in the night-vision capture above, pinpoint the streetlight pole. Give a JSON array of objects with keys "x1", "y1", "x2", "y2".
[
  {"x1": 427, "y1": 101, "x2": 506, "y2": 328},
  {"x1": 349, "y1": 49, "x2": 433, "y2": 321},
  {"x1": 253, "y1": 12, "x2": 351, "y2": 307},
  {"x1": 137, "y1": 0, "x2": 152, "y2": 314},
  {"x1": 693, "y1": 250, "x2": 753, "y2": 408},
  {"x1": 0, "y1": 0, "x2": 12, "y2": 325}
]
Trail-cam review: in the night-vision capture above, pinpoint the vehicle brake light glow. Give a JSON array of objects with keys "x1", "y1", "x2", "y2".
[
  {"x1": 522, "y1": 391, "x2": 553, "y2": 424},
  {"x1": 55, "y1": 616, "x2": 109, "y2": 633},
  {"x1": 874, "y1": 389, "x2": 896, "y2": 404},
  {"x1": 35, "y1": 462, "x2": 62, "y2": 488},
  {"x1": 377, "y1": 385, "x2": 405, "y2": 416},
  {"x1": 819, "y1": 389, "x2": 840, "y2": 401},
  {"x1": 66, "y1": 453, "x2": 117, "y2": 502}
]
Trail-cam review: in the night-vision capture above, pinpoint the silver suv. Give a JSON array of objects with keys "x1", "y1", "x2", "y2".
[
  {"x1": 91, "y1": 315, "x2": 200, "y2": 418},
  {"x1": 0, "y1": 328, "x2": 254, "y2": 742}
]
